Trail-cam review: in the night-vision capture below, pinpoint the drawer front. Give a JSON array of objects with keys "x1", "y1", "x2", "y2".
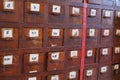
[
  {"x1": 0, "y1": 0, "x2": 21, "y2": 22},
  {"x1": 48, "y1": 4, "x2": 65, "y2": 24},
  {"x1": 102, "y1": 10, "x2": 114, "y2": 25},
  {"x1": 87, "y1": 8, "x2": 101, "y2": 25},
  {"x1": 0, "y1": 28, "x2": 19, "y2": 49},
  {"x1": 67, "y1": 50, "x2": 81, "y2": 67},
  {"x1": 69, "y1": 6, "x2": 83, "y2": 25},
  {"x1": 24, "y1": 1, "x2": 45, "y2": 24},
  {"x1": 85, "y1": 49, "x2": 97, "y2": 64},
  {"x1": 48, "y1": 29, "x2": 64, "y2": 47},
  {"x1": 47, "y1": 52, "x2": 65, "y2": 71},
  {"x1": 23, "y1": 28, "x2": 43, "y2": 48}
]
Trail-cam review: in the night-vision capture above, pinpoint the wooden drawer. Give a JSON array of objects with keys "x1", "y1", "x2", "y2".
[
  {"x1": 23, "y1": 28, "x2": 43, "y2": 48},
  {"x1": 87, "y1": 8, "x2": 101, "y2": 25},
  {"x1": 0, "y1": 0, "x2": 21, "y2": 22},
  {"x1": 69, "y1": 6, "x2": 83, "y2": 25},
  {"x1": 48, "y1": 29, "x2": 64, "y2": 47},
  {"x1": 0, "y1": 28, "x2": 19, "y2": 49},
  {"x1": 86, "y1": 28, "x2": 98, "y2": 46},
  {"x1": 0, "y1": 77, "x2": 20, "y2": 80},
  {"x1": 112, "y1": 47, "x2": 120, "y2": 63},
  {"x1": 85, "y1": 49, "x2": 97, "y2": 64},
  {"x1": 67, "y1": 50, "x2": 81, "y2": 67},
  {"x1": 99, "y1": 48, "x2": 112, "y2": 63},
  {"x1": 87, "y1": 0, "x2": 101, "y2": 4},
  {"x1": 115, "y1": 11, "x2": 120, "y2": 25},
  {"x1": 66, "y1": 70, "x2": 79, "y2": 80},
  {"x1": 23, "y1": 74, "x2": 41, "y2": 80},
  {"x1": 100, "y1": 28, "x2": 113, "y2": 44},
  {"x1": 48, "y1": 4, "x2": 65, "y2": 24},
  {"x1": 112, "y1": 64, "x2": 120, "y2": 80},
  {"x1": 47, "y1": 52, "x2": 65, "y2": 71},
  {"x1": 67, "y1": 28, "x2": 82, "y2": 46},
  {"x1": 47, "y1": 74, "x2": 64, "y2": 80},
  {"x1": 24, "y1": 1, "x2": 45, "y2": 24},
  {"x1": 84, "y1": 67, "x2": 97, "y2": 80},
  {"x1": 102, "y1": 0, "x2": 115, "y2": 6},
  {"x1": 98, "y1": 64, "x2": 112, "y2": 80},
  {"x1": 102, "y1": 9, "x2": 114, "y2": 25}
]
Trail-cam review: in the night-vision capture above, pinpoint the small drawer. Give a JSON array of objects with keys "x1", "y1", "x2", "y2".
[
  {"x1": 102, "y1": 10, "x2": 114, "y2": 25},
  {"x1": 23, "y1": 28, "x2": 43, "y2": 48},
  {"x1": 85, "y1": 49, "x2": 97, "y2": 64},
  {"x1": 98, "y1": 64, "x2": 112, "y2": 80},
  {"x1": 113, "y1": 64, "x2": 120, "y2": 75},
  {"x1": 69, "y1": 6, "x2": 83, "y2": 24},
  {"x1": 0, "y1": 0, "x2": 21, "y2": 22},
  {"x1": 66, "y1": 71, "x2": 79, "y2": 80},
  {"x1": 87, "y1": 8, "x2": 101, "y2": 25},
  {"x1": 67, "y1": 50, "x2": 81, "y2": 67},
  {"x1": 47, "y1": 52, "x2": 65, "y2": 71},
  {"x1": 24, "y1": 2, "x2": 45, "y2": 23},
  {"x1": 0, "y1": 28, "x2": 19, "y2": 49},
  {"x1": 48, "y1": 29, "x2": 64, "y2": 47},
  {"x1": 47, "y1": 74, "x2": 64, "y2": 80},
  {"x1": 99, "y1": 48, "x2": 112, "y2": 63},
  {"x1": 84, "y1": 68, "x2": 97, "y2": 80},
  {"x1": 48, "y1": 4, "x2": 65, "y2": 24},
  {"x1": 67, "y1": 29, "x2": 82, "y2": 46}
]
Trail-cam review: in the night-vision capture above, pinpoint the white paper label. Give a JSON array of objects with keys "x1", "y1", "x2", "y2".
[
  {"x1": 87, "y1": 50, "x2": 93, "y2": 57},
  {"x1": 90, "y1": 9, "x2": 97, "y2": 16},
  {"x1": 3, "y1": 55, "x2": 13, "y2": 65},
  {"x1": 101, "y1": 66, "x2": 107, "y2": 73},
  {"x1": 52, "y1": 29, "x2": 60, "y2": 36},
  {"x1": 3, "y1": 29, "x2": 13, "y2": 38},
  {"x1": 4, "y1": 1, "x2": 14, "y2": 10},
  {"x1": 114, "y1": 64, "x2": 119, "y2": 70},
  {"x1": 105, "y1": 11, "x2": 111, "y2": 17},
  {"x1": 89, "y1": 29, "x2": 95, "y2": 36},
  {"x1": 72, "y1": 29, "x2": 79, "y2": 36},
  {"x1": 72, "y1": 7, "x2": 80, "y2": 15},
  {"x1": 69, "y1": 71, "x2": 77, "y2": 79},
  {"x1": 117, "y1": 12, "x2": 120, "y2": 17},
  {"x1": 104, "y1": 29, "x2": 110, "y2": 36},
  {"x1": 28, "y1": 77, "x2": 37, "y2": 80},
  {"x1": 51, "y1": 52, "x2": 60, "y2": 60},
  {"x1": 51, "y1": 75, "x2": 59, "y2": 80},
  {"x1": 30, "y1": 3, "x2": 40, "y2": 12},
  {"x1": 29, "y1": 29, "x2": 39, "y2": 38},
  {"x1": 29, "y1": 70, "x2": 38, "y2": 73},
  {"x1": 52, "y1": 5, "x2": 61, "y2": 13},
  {"x1": 115, "y1": 47, "x2": 120, "y2": 54},
  {"x1": 102, "y1": 48, "x2": 108, "y2": 55},
  {"x1": 116, "y1": 29, "x2": 120, "y2": 36},
  {"x1": 70, "y1": 50, "x2": 78, "y2": 58},
  {"x1": 29, "y1": 54, "x2": 39, "y2": 62},
  {"x1": 86, "y1": 70, "x2": 93, "y2": 77}
]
